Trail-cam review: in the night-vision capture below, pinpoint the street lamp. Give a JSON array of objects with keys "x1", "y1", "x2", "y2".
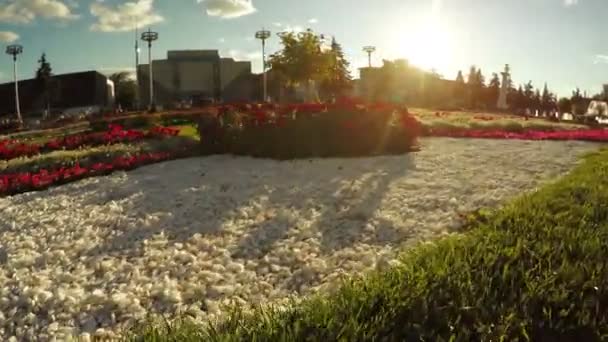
[
  {"x1": 5, "y1": 44, "x2": 23, "y2": 124},
  {"x1": 134, "y1": 16, "x2": 141, "y2": 111},
  {"x1": 255, "y1": 28, "x2": 271, "y2": 102},
  {"x1": 363, "y1": 46, "x2": 376, "y2": 68},
  {"x1": 141, "y1": 28, "x2": 158, "y2": 110}
]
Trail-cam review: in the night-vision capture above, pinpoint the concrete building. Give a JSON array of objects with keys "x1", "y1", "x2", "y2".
[
  {"x1": 0, "y1": 71, "x2": 114, "y2": 118},
  {"x1": 137, "y1": 50, "x2": 254, "y2": 106}
]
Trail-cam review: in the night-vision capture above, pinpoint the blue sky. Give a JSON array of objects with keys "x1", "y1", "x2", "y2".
[{"x1": 1, "y1": 0, "x2": 607, "y2": 97}]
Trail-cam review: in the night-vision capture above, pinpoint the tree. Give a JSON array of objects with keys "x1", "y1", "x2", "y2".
[
  {"x1": 320, "y1": 37, "x2": 352, "y2": 99},
  {"x1": 268, "y1": 29, "x2": 336, "y2": 102},
  {"x1": 540, "y1": 83, "x2": 556, "y2": 113},
  {"x1": 455, "y1": 70, "x2": 464, "y2": 83},
  {"x1": 571, "y1": 87, "x2": 587, "y2": 115},
  {"x1": 110, "y1": 72, "x2": 137, "y2": 109},
  {"x1": 486, "y1": 72, "x2": 500, "y2": 108},
  {"x1": 557, "y1": 97, "x2": 572, "y2": 113},
  {"x1": 36, "y1": 53, "x2": 53, "y2": 117},
  {"x1": 523, "y1": 81, "x2": 535, "y2": 110}
]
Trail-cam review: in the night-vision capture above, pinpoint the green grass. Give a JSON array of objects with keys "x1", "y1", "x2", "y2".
[
  {"x1": 128, "y1": 148, "x2": 608, "y2": 342},
  {"x1": 412, "y1": 108, "x2": 587, "y2": 132}
]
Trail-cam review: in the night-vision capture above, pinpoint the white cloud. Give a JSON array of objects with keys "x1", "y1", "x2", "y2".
[
  {"x1": 90, "y1": 0, "x2": 163, "y2": 32},
  {"x1": 197, "y1": 0, "x2": 256, "y2": 19},
  {"x1": 564, "y1": 0, "x2": 579, "y2": 6},
  {"x1": 281, "y1": 25, "x2": 304, "y2": 33},
  {"x1": 272, "y1": 22, "x2": 282, "y2": 27},
  {"x1": 0, "y1": 31, "x2": 19, "y2": 43},
  {"x1": 224, "y1": 48, "x2": 260, "y2": 61},
  {"x1": 593, "y1": 54, "x2": 608, "y2": 64},
  {"x1": 0, "y1": 0, "x2": 78, "y2": 24},
  {"x1": 218, "y1": 37, "x2": 226, "y2": 43},
  {"x1": 307, "y1": 18, "x2": 317, "y2": 24}
]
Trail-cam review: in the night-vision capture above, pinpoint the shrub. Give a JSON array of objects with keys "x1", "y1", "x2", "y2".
[{"x1": 198, "y1": 106, "x2": 421, "y2": 159}]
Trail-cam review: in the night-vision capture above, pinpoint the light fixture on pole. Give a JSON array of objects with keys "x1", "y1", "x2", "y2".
[
  {"x1": 6, "y1": 44, "x2": 23, "y2": 124},
  {"x1": 141, "y1": 28, "x2": 158, "y2": 110},
  {"x1": 255, "y1": 28, "x2": 271, "y2": 102},
  {"x1": 362, "y1": 46, "x2": 376, "y2": 68},
  {"x1": 134, "y1": 16, "x2": 141, "y2": 111}
]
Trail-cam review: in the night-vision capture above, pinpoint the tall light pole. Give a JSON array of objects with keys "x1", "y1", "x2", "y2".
[
  {"x1": 255, "y1": 29, "x2": 271, "y2": 102},
  {"x1": 363, "y1": 46, "x2": 376, "y2": 68},
  {"x1": 134, "y1": 16, "x2": 141, "y2": 111},
  {"x1": 6, "y1": 45, "x2": 23, "y2": 124},
  {"x1": 141, "y1": 28, "x2": 158, "y2": 110}
]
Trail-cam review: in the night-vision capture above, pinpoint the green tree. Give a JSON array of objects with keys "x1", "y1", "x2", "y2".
[
  {"x1": 571, "y1": 88, "x2": 587, "y2": 115},
  {"x1": 268, "y1": 29, "x2": 335, "y2": 102},
  {"x1": 541, "y1": 83, "x2": 556, "y2": 113},
  {"x1": 523, "y1": 81, "x2": 535, "y2": 110},
  {"x1": 557, "y1": 97, "x2": 572, "y2": 113},
  {"x1": 320, "y1": 37, "x2": 352, "y2": 99},
  {"x1": 110, "y1": 72, "x2": 137, "y2": 109},
  {"x1": 36, "y1": 53, "x2": 53, "y2": 117},
  {"x1": 453, "y1": 70, "x2": 466, "y2": 105},
  {"x1": 486, "y1": 72, "x2": 500, "y2": 108}
]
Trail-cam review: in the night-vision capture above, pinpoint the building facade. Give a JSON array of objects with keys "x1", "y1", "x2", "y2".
[
  {"x1": 0, "y1": 71, "x2": 114, "y2": 118},
  {"x1": 137, "y1": 50, "x2": 254, "y2": 106}
]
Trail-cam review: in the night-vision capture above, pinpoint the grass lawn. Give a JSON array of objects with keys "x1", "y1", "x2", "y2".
[
  {"x1": 129, "y1": 147, "x2": 608, "y2": 341},
  {"x1": 412, "y1": 108, "x2": 588, "y2": 133}
]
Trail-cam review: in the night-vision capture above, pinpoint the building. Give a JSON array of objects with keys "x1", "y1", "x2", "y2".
[
  {"x1": 0, "y1": 71, "x2": 114, "y2": 117},
  {"x1": 137, "y1": 50, "x2": 254, "y2": 106}
]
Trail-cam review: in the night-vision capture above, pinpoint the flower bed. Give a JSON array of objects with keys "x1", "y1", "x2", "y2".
[
  {"x1": 198, "y1": 102, "x2": 422, "y2": 159},
  {"x1": 0, "y1": 152, "x2": 173, "y2": 196},
  {"x1": 426, "y1": 127, "x2": 608, "y2": 142},
  {"x1": 0, "y1": 125, "x2": 179, "y2": 161}
]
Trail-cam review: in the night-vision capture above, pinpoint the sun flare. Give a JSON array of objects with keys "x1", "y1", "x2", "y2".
[{"x1": 394, "y1": 18, "x2": 453, "y2": 72}]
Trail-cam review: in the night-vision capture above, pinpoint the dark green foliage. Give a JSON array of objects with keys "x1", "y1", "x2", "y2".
[
  {"x1": 130, "y1": 148, "x2": 608, "y2": 341},
  {"x1": 197, "y1": 110, "x2": 419, "y2": 159}
]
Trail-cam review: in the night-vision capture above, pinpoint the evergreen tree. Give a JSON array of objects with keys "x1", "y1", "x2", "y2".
[
  {"x1": 558, "y1": 97, "x2": 572, "y2": 113},
  {"x1": 454, "y1": 70, "x2": 466, "y2": 104},
  {"x1": 456, "y1": 70, "x2": 465, "y2": 83},
  {"x1": 523, "y1": 81, "x2": 534, "y2": 110},
  {"x1": 36, "y1": 53, "x2": 53, "y2": 116},
  {"x1": 320, "y1": 37, "x2": 352, "y2": 99},
  {"x1": 487, "y1": 72, "x2": 500, "y2": 108},
  {"x1": 541, "y1": 83, "x2": 556, "y2": 113},
  {"x1": 467, "y1": 65, "x2": 477, "y2": 85}
]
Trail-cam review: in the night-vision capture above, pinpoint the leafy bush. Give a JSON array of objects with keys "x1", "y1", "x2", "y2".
[{"x1": 198, "y1": 106, "x2": 421, "y2": 159}]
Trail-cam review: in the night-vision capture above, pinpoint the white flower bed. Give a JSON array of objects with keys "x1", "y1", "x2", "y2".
[{"x1": 0, "y1": 138, "x2": 600, "y2": 340}]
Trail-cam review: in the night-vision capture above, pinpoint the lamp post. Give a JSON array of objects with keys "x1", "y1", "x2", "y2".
[
  {"x1": 255, "y1": 29, "x2": 271, "y2": 102},
  {"x1": 5, "y1": 44, "x2": 23, "y2": 124},
  {"x1": 363, "y1": 46, "x2": 376, "y2": 68},
  {"x1": 141, "y1": 28, "x2": 158, "y2": 110},
  {"x1": 134, "y1": 16, "x2": 141, "y2": 111}
]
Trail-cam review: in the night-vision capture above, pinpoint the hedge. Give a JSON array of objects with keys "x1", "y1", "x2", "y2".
[{"x1": 197, "y1": 107, "x2": 421, "y2": 159}]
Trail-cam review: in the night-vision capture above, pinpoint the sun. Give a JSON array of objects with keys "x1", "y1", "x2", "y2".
[{"x1": 394, "y1": 18, "x2": 453, "y2": 72}]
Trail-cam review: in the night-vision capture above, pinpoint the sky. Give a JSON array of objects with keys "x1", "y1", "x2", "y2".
[{"x1": 0, "y1": 0, "x2": 608, "y2": 97}]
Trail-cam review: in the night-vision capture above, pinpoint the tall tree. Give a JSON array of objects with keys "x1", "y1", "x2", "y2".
[
  {"x1": 36, "y1": 53, "x2": 53, "y2": 117},
  {"x1": 109, "y1": 72, "x2": 137, "y2": 109},
  {"x1": 557, "y1": 97, "x2": 572, "y2": 113},
  {"x1": 540, "y1": 83, "x2": 556, "y2": 113},
  {"x1": 570, "y1": 87, "x2": 587, "y2": 115},
  {"x1": 486, "y1": 72, "x2": 500, "y2": 108},
  {"x1": 455, "y1": 70, "x2": 464, "y2": 83},
  {"x1": 523, "y1": 81, "x2": 535, "y2": 110},
  {"x1": 453, "y1": 70, "x2": 466, "y2": 105},
  {"x1": 320, "y1": 37, "x2": 352, "y2": 99},
  {"x1": 268, "y1": 29, "x2": 334, "y2": 102}
]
